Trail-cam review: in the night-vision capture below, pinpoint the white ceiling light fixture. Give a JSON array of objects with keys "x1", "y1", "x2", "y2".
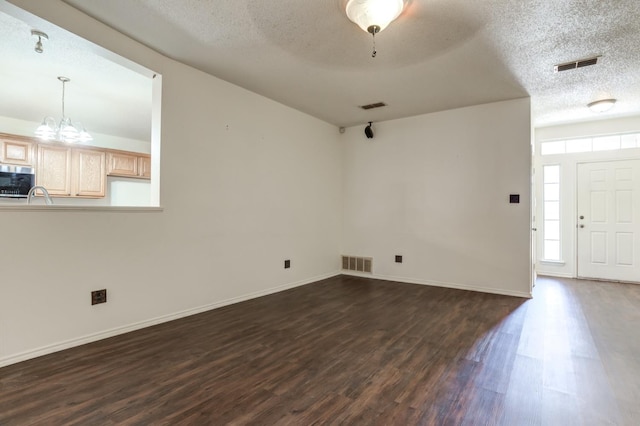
[
  {"x1": 588, "y1": 98, "x2": 617, "y2": 113},
  {"x1": 30, "y1": 29, "x2": 48, "y2": 54},
  {"x1": 345, "y1": 0, "x2": 405, "y2": 57},
  {"x1": 35, "y1": 76, "x2": 93, "y2": 143}
]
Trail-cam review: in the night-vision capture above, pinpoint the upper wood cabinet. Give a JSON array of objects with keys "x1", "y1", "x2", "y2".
[
  {"x1": 107, "y1": 152, "x2": 138, "y2": 177},
  {"x1": 1, "y1": 139, "x2": 35, "y2": 166},
  {"x1": 37, "y1": 145, "x2": 105, "y2": 198},
  {"x1": 37, "y1": 145, "x2": 72, "y2": 196},
  {"x1": 107, "y1": 152, "x2": 151, "y2": 179},
  {"x1": 75, "y1": 149, "x2": 106, "y2": 197},
  {"x1": 138, "y1": 155, "x2": 151, "y2": 178}
]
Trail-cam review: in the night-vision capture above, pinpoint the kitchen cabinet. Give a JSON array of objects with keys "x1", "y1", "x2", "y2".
[
  {"x1": 107, "y1": 152, "x2": 151, "y2": 179},
  {"x1": 1, "y1": 138, "x2": 34, "y2": 166},
  {"x1": 74, "y1": 149, "x2": 106, "y2": 197},
  {"x1": 1, "y1": 133, "x2": 149, "y2": 200},
  {"x1": 37, "y1": 145, "x2": 105, "y2": 198},
  {"x1": 37, "y1": 145, "x2": 72, "y2": 196},
  {"x1": 107, "y1": 152, "x2": 137, "y2": 177},
  {"x1": 138, "y1": 155, "x2": 151, "y2": 178}
]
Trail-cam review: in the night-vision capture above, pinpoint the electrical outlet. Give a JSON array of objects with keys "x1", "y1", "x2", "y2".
[
  {"x1": 91, "y1": 289, "x2": 107, "y2": 305},
  {"x1": 395, "y1": 255, "x2": 403, "y2": 263},
  {"x1": 284, "y1": 259, "x2": 291, "y2": 269}
]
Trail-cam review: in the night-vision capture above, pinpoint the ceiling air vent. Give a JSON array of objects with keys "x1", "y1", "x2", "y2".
[
  {"x1": 360, "y1": 102, "x2": 387, "y2": 110},
  {"x1": 554, "y1": 56, "x2": 601, "y2": 73}
]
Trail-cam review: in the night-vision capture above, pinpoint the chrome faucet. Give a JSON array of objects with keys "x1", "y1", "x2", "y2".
[{"x1": 27, "y1": 186, "x2": 54, "y2": 205}]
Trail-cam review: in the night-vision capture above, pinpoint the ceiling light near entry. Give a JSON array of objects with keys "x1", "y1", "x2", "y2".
[
  {"x1": 588, "y1": 98, "x2": 617, "y2": 113},
  {"x1": 345, "y1": 0, "x2": 405, "y2": 57}
]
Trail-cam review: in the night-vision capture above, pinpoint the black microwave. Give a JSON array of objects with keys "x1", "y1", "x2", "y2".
[{"x1": 0, "y1": 165, "x2": 35, "y2": 198}]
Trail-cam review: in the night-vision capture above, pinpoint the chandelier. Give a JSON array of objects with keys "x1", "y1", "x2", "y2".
[{"x1": 35, "y1": 76, "x2": 92, "y2": 143}]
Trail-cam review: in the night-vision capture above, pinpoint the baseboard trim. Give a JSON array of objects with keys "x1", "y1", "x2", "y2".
[
  {"x1": 341, "y1": 271, "x2": 532, "y2": 298},
  {"x1": 0, "y1": 271, "x2": 341, "y2": 368},
  {"x1": 537, "y1": 272, "x2": 574, "y2": 278}
]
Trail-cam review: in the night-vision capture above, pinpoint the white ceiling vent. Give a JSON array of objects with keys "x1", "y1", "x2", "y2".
[
  {"x1": 554, "y1": 56, "x2": 601, "y2": 73},
  {"x1": 360, "y1": 102, "x2": 387, "y2": 110}
]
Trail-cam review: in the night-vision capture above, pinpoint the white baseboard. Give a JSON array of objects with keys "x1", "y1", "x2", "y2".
[
  {"x1": 537, "y1": 271, "x2": 574, "y2": 278},
  {"x1": 341, "y1": 271, "x2": 532, "y2": 298},
  {"x1": 0, "y1": 271, "x2": 341, "y2": 368}
]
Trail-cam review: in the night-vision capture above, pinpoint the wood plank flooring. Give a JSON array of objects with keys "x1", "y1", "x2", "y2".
[{"x1": 1, "y1": 275, "x2": 639, "y2": 425}]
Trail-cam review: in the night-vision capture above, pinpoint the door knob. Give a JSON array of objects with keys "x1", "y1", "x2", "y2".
[
  {"x1": 580, "y1": 224, "x2": 585, "y2": 228},
  {"x1": 579, "y1": 215, "x2": 584, "y2": 220}
]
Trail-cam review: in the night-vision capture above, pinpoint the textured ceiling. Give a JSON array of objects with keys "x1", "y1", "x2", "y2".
[
  {"x1": 4, "y1": 0, "x2": 640, "y2": 141},
  {"x1": 61, "y1": 0, "x2": 640, "y2": 129}
]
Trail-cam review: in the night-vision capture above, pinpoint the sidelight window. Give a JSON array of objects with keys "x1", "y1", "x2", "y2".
[{"x1": 543, "y1": 165, "x2": 561, "y2": 261}]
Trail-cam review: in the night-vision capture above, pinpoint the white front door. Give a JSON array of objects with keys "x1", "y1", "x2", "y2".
[{"x1": 577, "y1": 160, "x2": 640, "y2": 282}]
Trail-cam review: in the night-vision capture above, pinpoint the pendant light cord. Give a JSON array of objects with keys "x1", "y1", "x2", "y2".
[
  {"x1": 372, "y1": 32, "x2": 377, "y2": 58},
  {"x1": 61, "y1": 80, "x2": 66, "y2": 118}
]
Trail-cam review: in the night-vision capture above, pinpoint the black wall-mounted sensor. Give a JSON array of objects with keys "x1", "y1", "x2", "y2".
[{"x1": 364, "y1": 122, "x2": 374, "y2": 139}]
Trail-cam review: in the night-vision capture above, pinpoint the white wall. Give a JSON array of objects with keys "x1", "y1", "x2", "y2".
[
  {"x1": 341, "y1": 99, "x2": 532, "y2": 297},
  {"x1": 534, "y1": 116, "x2": 640, "y2": 277},
  {"x1": 1, "y1": 0, "x2": 343, "y2": 366}
]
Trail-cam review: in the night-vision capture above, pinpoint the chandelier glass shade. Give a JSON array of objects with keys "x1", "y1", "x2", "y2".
[
  {"x1": 345, "y1": 0, "x2": 404, "y2": 33},
  {"x1": 35, "y1": 76, "x2": 92, "y2": 143}
]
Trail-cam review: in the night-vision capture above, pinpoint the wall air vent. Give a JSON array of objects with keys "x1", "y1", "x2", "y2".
[
  {"x1": 554, "y1": 56, "x2": 601, "y2": 73},
  {"x1": 360, "y1": 102, "x2": 387, "y2": 110},
  {"x1": 341, "y1": 255, "x2": 373, "y2": 273}
]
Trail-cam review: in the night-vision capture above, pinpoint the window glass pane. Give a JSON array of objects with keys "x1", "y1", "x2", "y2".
[
  {"x1": 544, "y1": 201, "x2": 560, "y2": 220},
  {"x1": 544, "y1": 183, "x2": 559, "y2": 201},
  {"x1": 566, "y1": 138, "x2": 592, "y2": 153},
  {"x1": 541, "y1": 141, "x2": 565, "y2": 155},
  {"x1": 621, "y1": 134, "x2": 639, "y2": 149},
  {"x1": 592, "y1": 135, "x2": 621, "y2": 151},
  {"x1": 544, "y1": 220, "x2": 560, "y2": 240},
  {"x1": 544, "y1": 240, "x2": 560, "y2": 260},
  {"x1": 544, "y1": 165, "x2": 560, "y2": 183}
]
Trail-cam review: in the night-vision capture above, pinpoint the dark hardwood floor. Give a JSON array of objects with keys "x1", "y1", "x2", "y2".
[{"x1": 1, "y1": 275, "x2": 639, "y2": 425}]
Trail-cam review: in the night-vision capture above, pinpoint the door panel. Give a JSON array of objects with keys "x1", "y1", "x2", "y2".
[{"x1": 577, "y1": 160, "x2": 640, "y2": 282}]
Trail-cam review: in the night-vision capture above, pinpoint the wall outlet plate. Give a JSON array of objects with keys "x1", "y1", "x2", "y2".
[
  {"x1": 284, "y1": 259, "x2": 291, "y2": 269},
  {"x1": 91, "y1": 289, "x2": 107, "y2": 305},
  {"x1": 510, "y1": 194, "x2": 520, "y2": 204},
  {"x1": 395, "y1": 255, "x2": 403, "y2": 263}
]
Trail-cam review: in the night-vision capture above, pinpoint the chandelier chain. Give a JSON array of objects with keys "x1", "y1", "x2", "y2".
[
  {"x1": 372, "y1": 32, "x2": 377, "y2": 58},
  {"x1": 61, "y1": 80, "x2": 66, "y2": 118}
]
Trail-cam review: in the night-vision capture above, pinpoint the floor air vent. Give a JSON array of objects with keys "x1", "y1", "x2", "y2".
[
  {"x1": 341, "y1": 255, "x2": 373, "y2": 273},
  {"x1": 554, "y1": 56, "x2": 601, "y2": 72}
]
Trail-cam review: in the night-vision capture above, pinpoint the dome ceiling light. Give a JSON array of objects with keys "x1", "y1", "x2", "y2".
[
  {"x1": 345, "y1": 0, "x2": 405, "y2": 58},
  {"x1": 588, "y1": 98, "x2": 617, "y2": 113}
]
